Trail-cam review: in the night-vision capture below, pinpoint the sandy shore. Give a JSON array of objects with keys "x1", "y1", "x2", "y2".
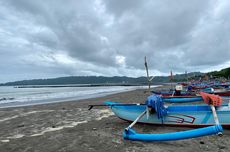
[{"x1": 0, "y1": 89, "x2": 229, "y2": 152}]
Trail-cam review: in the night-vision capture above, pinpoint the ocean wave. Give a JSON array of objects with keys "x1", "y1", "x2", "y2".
[{"x1": 0, "y1": 86, "x2": 146, "y2": 107}]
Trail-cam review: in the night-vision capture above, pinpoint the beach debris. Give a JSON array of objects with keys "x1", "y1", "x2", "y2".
[
  {"x1": 17, "y1": 124, "x2": 25, "y2": 128},
  {"x1": 92, "y1": 128, "x2": 97, "y2": 130},
  {"x1": 0, "y1": 97, "x2": 14, "y2": 101},
  {"x1": 200, "y1": 141, "x2": 205, "y2": 144},
  {"x1": 1, "y1": 139, "x2": 10, "y2": 143}
]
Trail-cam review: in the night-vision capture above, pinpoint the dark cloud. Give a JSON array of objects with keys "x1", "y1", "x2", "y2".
[
  {"x1": 102, "y1": 0, "x2": 214, "y2": 69},
  {"x1": 0, "y1": 0, "x2": 230, "y2": 82},
  {"x1": 103, "y1": 0, "x2": 144, "y2": 17}
]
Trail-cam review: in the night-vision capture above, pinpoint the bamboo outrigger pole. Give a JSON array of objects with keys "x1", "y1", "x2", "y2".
[
  {"x1": 88, "y1": 103, "x2": 146, "y2": 110},
  {"x1": 170, "y1": 70, "x2": 173, "y2": 91}
]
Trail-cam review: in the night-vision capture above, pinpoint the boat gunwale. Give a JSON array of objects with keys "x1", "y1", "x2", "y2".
[{"x1": 107, "y1": 101, "x2": 230, "y2": 113}]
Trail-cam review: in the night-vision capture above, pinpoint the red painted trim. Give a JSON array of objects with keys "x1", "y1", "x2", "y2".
[
  {"x1": 167, "y1": 115, "x2": 184, "y2": 123},
  {"x1": 177, "y1": 114, "x2": 196, "y2": 124}
]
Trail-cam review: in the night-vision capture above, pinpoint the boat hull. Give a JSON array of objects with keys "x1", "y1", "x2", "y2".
[{"x1": 106, "y1": 102, "x2": 230, "y2": 127}]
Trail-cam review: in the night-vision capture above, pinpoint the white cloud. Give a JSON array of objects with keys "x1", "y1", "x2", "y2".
[{"x1": 115, "y1": 55, "x2": 126, "y2": 67}]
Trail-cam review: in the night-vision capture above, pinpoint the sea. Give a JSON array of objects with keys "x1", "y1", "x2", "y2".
[{"x1": 0, "y1": 85, "x2": 150, "y2": 108}]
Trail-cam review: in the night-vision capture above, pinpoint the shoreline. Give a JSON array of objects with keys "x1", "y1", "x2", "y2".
[
  {"x1": 0, "y1": 88, "x2": 142, "y2": 109},
  {"x1": 0, "y1": 86, "x2": 150, "y2": 109},
  {"x1": 0, "y1": 88, "x2": 229, "y2": 152}
]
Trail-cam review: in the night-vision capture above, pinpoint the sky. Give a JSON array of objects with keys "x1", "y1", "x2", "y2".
[{"x1": 0, "y1": 0, "x2": 230, "y2": 83}]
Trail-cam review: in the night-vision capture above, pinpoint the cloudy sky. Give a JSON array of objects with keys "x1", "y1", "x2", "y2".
[{"x1": 0, "y1": 0, "x2": 230, "y2": 83}]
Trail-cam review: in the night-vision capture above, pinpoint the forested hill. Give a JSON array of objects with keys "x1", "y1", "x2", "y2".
[
  {"x1": 208, "y1": 67, "x2": 230, "y2": 79},
  {"x1": 0, "y1": 72, "x2": 203, "y2": 86}
]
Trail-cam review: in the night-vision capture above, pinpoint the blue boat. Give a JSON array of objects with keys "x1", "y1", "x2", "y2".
[
  {"x1": 105, "y1": 101, "x2": 229, "y2": 127},
  {"x1": 103, "y1": 93, "x2": 229, "y2": 141},
  {"x1": 162, "y1": 96, "x2": 202, "y2": 103}
]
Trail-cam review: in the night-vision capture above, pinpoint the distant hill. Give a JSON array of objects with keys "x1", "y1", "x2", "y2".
[
  {"x1": 0, "y1": 76, "x2": 147, "y2": 86},
  {"x1": 1, "y1": 67, "x2": 229, "y2": 86},
  {"x1": 171, "y1": 72, "x2": 204, "y2": 82},
  {"x1": 0, "y1": 72, "x2": 204, "y2": 86}
]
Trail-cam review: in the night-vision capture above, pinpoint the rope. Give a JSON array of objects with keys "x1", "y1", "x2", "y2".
[{"x1": 145, "y1": 95, "x2": 167, "y2": 123}]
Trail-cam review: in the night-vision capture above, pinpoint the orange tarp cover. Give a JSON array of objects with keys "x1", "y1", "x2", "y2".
[{"x1": 200, "y1": 92, "x2": 222, "y2": 106}]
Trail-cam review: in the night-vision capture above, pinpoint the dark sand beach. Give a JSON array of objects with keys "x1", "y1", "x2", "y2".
[{"x1": 0, "y1": 89, "x2": 230, "y2": 152}]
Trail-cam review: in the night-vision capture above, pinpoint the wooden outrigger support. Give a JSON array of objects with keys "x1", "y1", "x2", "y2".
[{"x1": 144, "y1": 56, "x2": 154, "y2": 95}]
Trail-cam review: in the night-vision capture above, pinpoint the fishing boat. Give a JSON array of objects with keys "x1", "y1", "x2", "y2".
[
  {"x1": 152, "y1": 84, "x2": 199, "y2": 98},
  {"x1": 104, "y1": 99, "x2": 229, "y2": 128},
  {"x1": 202, "y1": 88, "x2": 230, "y2": 96},
  {"x1": 89, "y1": 92, "x2": 229, "y2": 141}
]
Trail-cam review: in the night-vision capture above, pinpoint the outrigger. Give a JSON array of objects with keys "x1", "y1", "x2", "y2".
[{"x1": 89, "y1": 92, "x2": 230, "y2": 141}]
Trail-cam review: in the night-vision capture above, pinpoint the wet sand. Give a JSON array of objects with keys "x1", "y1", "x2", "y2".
[{"x1": 0, "y1": 89, "x2": 229, "y2": 152}]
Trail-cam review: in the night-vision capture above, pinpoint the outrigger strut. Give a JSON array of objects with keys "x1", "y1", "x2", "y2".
[{"x1": 125, "y1": 110, "x2": 147, "y2": 131}]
